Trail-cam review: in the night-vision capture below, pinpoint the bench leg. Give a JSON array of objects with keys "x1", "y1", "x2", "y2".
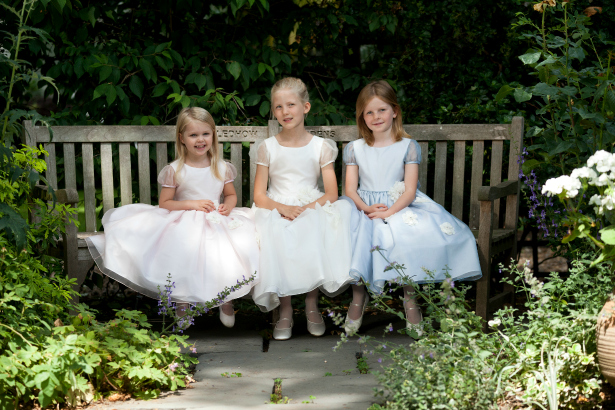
[
  {"x1": 63, "y1": 219, "x2": 91, "y2": 307},
  {"x1": 476, "y1": 200, "x2": 494, "y2": 329}
]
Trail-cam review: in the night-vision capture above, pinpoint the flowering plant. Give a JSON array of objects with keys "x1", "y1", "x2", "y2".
[{"x1": 542, "y1": 150, "x2": 615, "y2": 266}]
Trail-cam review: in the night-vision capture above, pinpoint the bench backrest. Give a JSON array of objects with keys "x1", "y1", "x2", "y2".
[{"x1": 24, "y1": 117, "x2": 523, "y2": 232}]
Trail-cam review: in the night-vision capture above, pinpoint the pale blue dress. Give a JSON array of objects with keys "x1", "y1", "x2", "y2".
[{"x1": 341, "y1": 138, "x2": 481, "y2": 293}]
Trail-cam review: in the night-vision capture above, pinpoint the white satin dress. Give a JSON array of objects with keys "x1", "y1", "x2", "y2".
[
  {"x1": 250, "y1": 136, "x2": 354, "y2": 312},
  {"x1": 86, "y1": 160, "x2": 259, "y2": 305}
]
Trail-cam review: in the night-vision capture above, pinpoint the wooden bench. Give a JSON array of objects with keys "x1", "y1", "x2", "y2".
[{"x1": 25, "y1": 116, "x2": 524, "y2": 321}]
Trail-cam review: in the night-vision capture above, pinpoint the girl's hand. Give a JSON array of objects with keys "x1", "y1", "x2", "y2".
[
  {"x1": 368, "y1": 209, "x2": 393, "y2": 220},
  {"x1": 365, "y1": 203, "x2": 388, "y2": 214},
  {"x1": 218, "y1": 203, "x2": 232, "y2": 216},
  {"x1": 188, "y1": 200, "x2": 215, "y2": 212},
  {"x1": 281, "y1": 205, "x2": 306, "y2": 220}
]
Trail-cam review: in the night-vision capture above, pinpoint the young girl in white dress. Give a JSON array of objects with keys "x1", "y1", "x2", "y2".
[
  {"x1": 251, "y1": 77, "x2": 353, "y2": 340},
  {"x1": 341, "y1": 80, "x2": 481, "y2": 334},
  {"x1": 86, "y1": 107, "x2": 259, "y2": 328}
]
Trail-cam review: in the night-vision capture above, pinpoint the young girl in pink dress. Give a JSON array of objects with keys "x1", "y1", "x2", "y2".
[
  {"x1": 250, "y1": 77, "x2": 353, "y2": 340},
  {"x1": 86, "y1": 107, "x2": 259, "y2": 328}
]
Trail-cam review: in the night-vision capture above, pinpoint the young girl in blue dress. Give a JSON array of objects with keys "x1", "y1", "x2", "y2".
[
  {"x1": 341, "y1": 80, "x2": 481, "y2": 334},
  {"x1": 251, "y1": 77, "x2": 353, "y2": 340},
  {"x1": 86, "y1": 107, "x2": 260, "y2": 328}
]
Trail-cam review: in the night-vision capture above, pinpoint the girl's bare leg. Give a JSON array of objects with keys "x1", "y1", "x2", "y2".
[
  {"x1": 277, "y1": 296, "x2": 293, "y2": 328},
  {"x1": 221, "y1": 301, "x2": 234, "y2": 315},
  {"x1": 304, "y1": 288, "x2": 323, "y2": 324},
  {"x1": 403, "y1": 285, "x2": 422, "y2": 324}
]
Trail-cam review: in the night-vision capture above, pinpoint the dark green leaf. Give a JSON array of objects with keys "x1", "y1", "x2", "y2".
[
  {"x1": 246, "y1": 94, "x2": 261, "y2": 106},
  {"x1": 195, "y1": 74, "x2": 207, "y2": 91},
  {"x1": 513, "y1": 88, "x2": 532, "y2": 103},
  {"x1": 227, "y1": 61, "x2": 241, "y2": 80},
  {"x1": 129, "y1": 75, "x2": 144, "y2": 99},
  {"x1": 494, "y1": 85, "x2": 514, "y2": 102},
  {"x1": 518, "y1": 51, "x2": 541, "y2": 65},
  {"x1": 259, "y1": 100, "x2": 270, "y2": 117},
  {"x1": 99, "y1": 66, "x2": 112, "y2": 82}
]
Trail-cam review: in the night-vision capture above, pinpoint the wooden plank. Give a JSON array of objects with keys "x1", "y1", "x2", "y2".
[
  {"x1": 433, "y1": 141, "x2": 447, "y2": 206},
  {"x1": 475, "y1": 199, "x2": 494, "y2": 323},
  {"x1": 219, "y1": 143, "x2": 224, "y2": 160},
  {"x1": 82, "y1": 143, "x2": 96, "y2": 232},
  {"x1": 44, "y1": 143, "x2": 57, "y2": 189},
  {"x1": 505, "y1": 116, "x2": 524, "y2": 229},
  {"x1": 469, "y1": 140, "x2": 484, "y2": 230},
  {"x1": 418, "y1": 142, "x2": 428, "y2": 193},
  {"x1": 63, "y1": 143, "x2": 77, "y2": 190},
  {"x1": 490, "y1": 141, "x2": 503, "y2": 226},
  {"x1": 100, "y1": 143, "x2": 114, "y2": 213},
  {"x1": 230, "y1": 143, "x2": 242, "y2": 206},
  {"x1": 119, "y1": 143, "x2": 132, "y2": 205},
  {"x1": 451, "y1": 141, "x2": 465, "y2": 220},
  {"x1": 249, "y1": 143, "x2": 257, "y2": 206},
  {"x1": 33, "y1": 126, "x2": 268, "y2": 143},
  {"x1": 138, "y1": 142, "x2": 151, "y2": 205},
  {"x1": 341, "y1": 142, "x2": 348, "y2": 197},
  {"x1": 156, "y1": 143, "x2": 167, "y2": 199},
  {"x1": 24, "y1": 121, "x2": 37, "y2": 148}
]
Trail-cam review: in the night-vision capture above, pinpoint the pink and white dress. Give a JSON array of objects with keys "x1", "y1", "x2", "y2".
[{"x1": 86, "y1": 160, "x2": 259, "y2": 305}]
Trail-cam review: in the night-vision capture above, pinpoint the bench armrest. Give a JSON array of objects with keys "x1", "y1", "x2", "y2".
[
  {"x1": 477, "y1": 180, "x2": 519, "y2": 202},
  {"x1": 34, "y1": 185, "x2": 80, "y2": 205}
]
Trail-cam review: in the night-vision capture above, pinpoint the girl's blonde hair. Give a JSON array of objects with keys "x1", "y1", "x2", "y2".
[
  {"x1": 270, "y1": 77, "x2": 310, "y2": 117},
  {"x1": 356, "y1": 80, "x2": 409, "y2": 146},
  {"x1": 175, "y1": 107, "x2": 222, "y2": 181}
]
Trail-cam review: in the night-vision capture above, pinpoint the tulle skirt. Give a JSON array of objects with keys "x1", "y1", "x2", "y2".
[
  {"x1": 86, "y1": 204, "x2": 259, "y2": 305},
  {"x1": 341, "y1": 190, "x2": 481, "y2": 293},
  {"x1": 251, "y1": 196, "x2": 354, "y2": 312}
]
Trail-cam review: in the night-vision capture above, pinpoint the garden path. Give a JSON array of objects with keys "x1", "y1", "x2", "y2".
[{"x1": 87, "y1": 313, "x2": 409, "y2": 409}]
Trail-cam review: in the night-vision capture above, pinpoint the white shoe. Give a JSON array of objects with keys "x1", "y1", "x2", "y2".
[
  {"x1": 404, "y1": 301, "x2": 423, "y2": 337},
  {"x1": 219, "y1": 305, "x2": 235, "y2": 328},
  {"x1": 306, "y1": 311, "x2": 326, "y2": 337},
  {"x1": 344, "y1": 294, "x2": 369, "y2": 335},
  {"x1": 273, "y1": 318, "x2": 293, "y2": 340}
]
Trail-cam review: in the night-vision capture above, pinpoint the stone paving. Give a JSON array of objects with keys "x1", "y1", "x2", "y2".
[{"x1": 87, "y1": 312, "x2": 411, "y2": 410}]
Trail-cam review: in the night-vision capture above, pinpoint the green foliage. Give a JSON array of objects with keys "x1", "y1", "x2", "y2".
[{"x1": 333, "y1": 249, "x2": 611, "y2": 409}]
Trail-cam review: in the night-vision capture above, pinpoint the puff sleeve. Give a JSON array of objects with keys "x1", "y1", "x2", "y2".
[
  {"x1": 405, "y1": 139, "x2": 422, "y2": 165},
  {"x1": 319, "y1": 138, "x2": 338, "y2": 168},
  {"x1": 224, "y1": 162, "x2": 237, "y2": 184},
  {"x1": 157, "y1": 165, "x2": 177, "y2": 188},
  {"x1": 343, "y1": 141, "x2": 356, "y2": 165},
  {"x1": 251, "y1": 140, "x2": 269, "y2": 167}
]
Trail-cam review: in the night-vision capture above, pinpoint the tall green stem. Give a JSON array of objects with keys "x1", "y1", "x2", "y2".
[{"x1": 1, "y1": 1, "x2": 28, "y2": 143}]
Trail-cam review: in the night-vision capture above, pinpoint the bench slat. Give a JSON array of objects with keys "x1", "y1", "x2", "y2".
[
  {"x1": 82, "y1": 143, "x2": 96, "y2": 231},
  {"x1": 470, "y1": 141, "x2": 485, "y2": 229},
  {"x1": 230, "y1": 143, "x2": 242, "y2": 206},
  {"x1": 418, "y1": 142, "x2": 428, "y2": 194},
  {"x1": 156, "y1": 143, "x2": 167, "y2": 199},
  {"x1": 434, "y1": 141, "x2": 447, "y2": 206},
  {"x1": 138, "y1": 142, "x2": 151, "y2": 205},
  {"x1": 63, "y1": 143, "x2": 77, "y2": 190},
  {"x1": 506, "y1": 117, "x2": 524, "y2": 229},
  {"x1": 451, "y1": 141, "x2": 465, "y2": 220},
  {"x1": 119, "y1": 143, "x2": 132, "y2": 205},
  {"x1": 44, "y1": 143, "x2": 57, "y2": 189},
  {"x1": 100, "y1": 143, "x2": 114, "y2": 213},
  {"x1": 490, "y1": 141, "x2": 503, "y2": 227},
  {"x1": 249, "y1": 144, "x2": 257, "y2": 206}
]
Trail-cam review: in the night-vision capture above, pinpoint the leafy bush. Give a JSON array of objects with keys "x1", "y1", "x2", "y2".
[{"x1": 334, "y1": 250, "x2": 612, "y2": 409}]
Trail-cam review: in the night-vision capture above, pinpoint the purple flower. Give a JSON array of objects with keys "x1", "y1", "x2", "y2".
[
  {"x1": 191, "y1": 346, "x2": 197, "y2": 354},
  {"x1": 388, "y1": 325, "x2": 394, "y2": 332},
  {"x1": 169, "y1": 362, "x2": 179, "y2": 372},
  {"x1": 377, "y1": 358, "x2": 382, "y2": 363},
  {"x1": 429, "y1": 353, "x2": 434, "y2": 359}
]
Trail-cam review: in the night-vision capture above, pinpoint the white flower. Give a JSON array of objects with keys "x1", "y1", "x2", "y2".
[
  {"x1": 228, "y1": 219, "x2": 243, "y2": 229},
  {"x1": 296, "y1": 186, "x2": 322, "y2": 206},
  {"x1": 206, "y1": 212, "x2": 222, "y2": 224},
  {"x1": 0, "y1": 47, "x2": 9, "y2": 59},
  {"x1": 488, "y1": 318, "x2": 501, "y2": 328},
  {"x1": 322, "y1": 202, "x2": 341, "y2": 227},
  {"x1": 440, "y1": 222, "x2": 455, "y2": 235},
  {"x1": 570, "y1": 166, "x2": 597, "y2": 180},
  {"x1": 413, "y1": 196, "x2": 430, "y2": 203},
  {"x1": 541, "y1": 175, "x2": 581, "y2": 198},
  {"x1": 587, "y1": 150, "x2": 615, "y2": 173},
  {"x1": 401, "y1": 210, "x2": 419, "y2": 226},
  {"x1": 388, "y1": 181, "x2": 405, "y2": 203}
]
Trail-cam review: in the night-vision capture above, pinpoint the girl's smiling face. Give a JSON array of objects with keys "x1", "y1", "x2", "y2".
[
  {"x1": 362, "y1": 96, "x2": 397, "y2": 136},
  {"x1": 180, "y1": 120, "x2": 214, "y2": 160},
  {"x1": 272, "y1": 89, "x2": 310, "y2": 130}
]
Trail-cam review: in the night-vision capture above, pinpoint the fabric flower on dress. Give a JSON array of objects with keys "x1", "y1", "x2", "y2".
[
  {"x1": 440, "y1": 222, "x2": 455, "y2": 235},
  {"x1": 401, "y1": 210, "x2": 419, "y2": 226},
  {"x1": 322, "y1": 201, "x2": 341, "y2": 228},
  {"x1": 296, "y1": 186, "x2": 323, "y2": 206},
  {"x1": 388, "y1": 181, "x2": 405, "y2": 203},
  {"x1": 206, "y1": 212, "x2": 222, "y2": 224},
  {"x1": 228, "y1": 219, "x2": 243, "y2": 229}
]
